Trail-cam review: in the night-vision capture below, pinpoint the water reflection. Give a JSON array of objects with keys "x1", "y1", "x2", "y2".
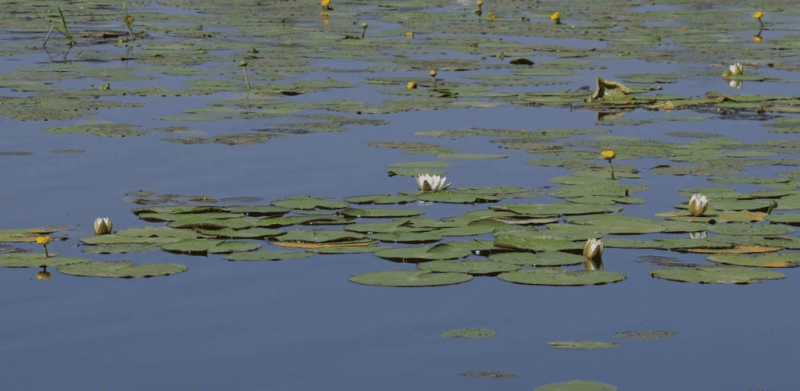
[
  {"x1": 753, "y1": 28, "x2": 763, "y2": 43},
  {"x1": 689, "y1": 231, "x2": 708, "y2": 240},
  {"x1": 583, "y1": 258, "x2": 604, "y2": 270},
  {"x1": 36, "y1": 266, "x2": 51, "y2": 280}
]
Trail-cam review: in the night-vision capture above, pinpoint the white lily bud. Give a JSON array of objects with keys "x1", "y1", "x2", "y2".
[
  {"x1": 94, "y1": 217, "x2": 113, "y2": 235},
  {"x1": 415, "y1": 174, "x2": 451, "y2": 192},
  {"x1": 583, "y1": 238, "x2": 603, "y2": 260},
  {"x1": 688, "y1": 194, "x2": 709, "y2": 217}
]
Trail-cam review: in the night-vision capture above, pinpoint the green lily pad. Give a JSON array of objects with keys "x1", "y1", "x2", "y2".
[
  {"x1": 348, "y1": 270, "x2": 473, "y2": 287},
  {"x1": 415, "y1": 191, "x2": 500, "y2": 204},
  {"x1": 278, "y1": 230, "x2": 365, "y2": 243},
  {"x1": 547, "y1": 341, "x2": 621, "y2": 350},
  {"x1": 368, "y1": 232, "x2": 443, "y2": 244},
  {"x1": 418, "y1": 259, "x2": 518, "y2": 275},
  {"x1": 534, "y1": 380, "x2": 617, "y2": 391},
  {"x1": 707, "y1": 223, "x2": 794, "y2": 236},
  {"x1": 614, "y1": 331, "x2": 679, "y2": 341},
  {"x1": 440, "y1": 328, "x2": 497, "y2": 340},
  {"x1": 195, "y1": 227, "x2": 284, "y2": 239},
  {"x1": 374, "y1": 243, "x2": 472, "y2": 262},
  {"x1": 344, "y1": 194, "x2": 417, "y2": 205},
  {"x1": 161, "y1": 239, "x2": 261, "y2": 254},
  {"x1": 604, "y1": 238, "x2": 662, "y2": 249},
  {"x1": 271, "y1": 196, "x2": 348, "y2": 210},
  {"x1": 341, "y1": 207, "x2": 425, "y2": 218},
  {"x1": 492, "y1": 203, "x2": 621, "y2": 217},
  {"x1": 306, "y1": 246, "x2": 380, "y2": 254},
  {"x1": 0, "y1": 227, "x2": 61, "y2": 243},
  {"x1": 498, "y1": 268, "x2": 626, "y2": 286},
  {"x1": 706, "y1": 253, "x2": 800, "y2": 268},
  {"x1": 45, "y1": 123, "x2": 149, "y2": 137},
  {"x1": 565, "y1": 214, "x2": 666, "y2": 234},
  {"x1": 494, "y1": 232, "x2": 585, "y2": 252},
  {"x1": 490, "y1": 251, "x2": 585, "y2": 266},
  {"x1": 225, "y1": 250, "x2": 315, "y2": 261},
  {"x1": 81, "y1": 243, "x2": 165, "y2": 254},
  {"x1": 0, "y1": 253, "x2": 88, "y2": 268},
  {"x1": 57, "y1": 261, "x2": 188, "y2": 278},
  {"x1": 651, "y1": 265, "x2": 785, "y2": 284}
]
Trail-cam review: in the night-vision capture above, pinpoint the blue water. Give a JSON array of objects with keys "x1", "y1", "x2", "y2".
[{"x1": 2, "y1": 1, "x2": 800, "y2": 390}]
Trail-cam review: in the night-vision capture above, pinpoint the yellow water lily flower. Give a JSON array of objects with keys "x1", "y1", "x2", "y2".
[
  {"x1": 487, "y1": 12, "x2": 497, "y2": 19},
  {"x1": 753, "y1": 11, "x2": 763, "y2": 19},
  {"x1": 477, "y1": 1, "x2": 483, "y2": 5},
  {"x1": 429, "y1": 70, "x2": 437, "y2": 77},
  {"x1": 416, "y1": 174, "x2": 451, "y2": 192},
  {"x1": 583, "y1": 238, "x2": 603, "y2": 260},
  {"x1": 407, "y1": 81, "x2": 417, "y2": 90},
  {"x1": 320, "y1": 0, "x2": 332, "y2": 10},
  {"x1": 36, "y1": 236, "x2": 53, "y2": 258},
  {"x1": 124, "y1": 14, "x2": 134, "y2": 26},
  {"x1": 601, "y1": 150, "x2": 616, "y2": 160},
  {"x1": 406, "y1": 32, "x2": 414, "y2": 38},
  {"x1": 688, "y1": 194, "x2": 709, "y2": 217},
  {"x1": 550, "y1": 11, "x2": 561, "y2": 23},
  {"x1": 94, "y1": 217, "x2": 113, "y2": 235}
]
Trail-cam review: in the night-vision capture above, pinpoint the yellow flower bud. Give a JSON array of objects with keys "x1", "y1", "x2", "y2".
[
  {"x1": 550, "y1": 12, "x2": 561, "y2": 22},
  {"x1": 406, "y1": 32, "x2": 414, "y2": 38},
  {"x1": 487, "y1": 12, "x2": 497, "y2": 19},
  {"x1": 407, "y1": 81, "x2": 417, "y2": 90},
  {"x1": 36, "y1": 236, "x2": 53, "y2": 245},
  {"x1": 753, "y1": 11, "x2": 763, "y2": 19},
  {"x1": 429, "y1": 70, "x2": 437, "y2": 77},
  {"x1": 601, "y1": 150, "x2": 616, "y2": 160}
]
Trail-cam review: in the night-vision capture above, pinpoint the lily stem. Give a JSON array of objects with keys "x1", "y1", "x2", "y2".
[
  {"x1": 43, "y1": 25, "x2": 54, "y2": 47},
  {"x1": 609, "y1": 160, "x2": 615, "y2": 180},
  {"x1": 242, "y1": 67, "x2": 251, "y2": 90},
  {"x1": 43, "y1": 245, "x2": 49, "y2": 258}
]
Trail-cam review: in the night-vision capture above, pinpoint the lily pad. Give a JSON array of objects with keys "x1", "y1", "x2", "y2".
[
  {"x1": 565, "y1": 214, "x2": 666, "y2": 234},
  {"x1": 457, "y1": 370, "x2": 520, "y2": 379},
  {"x1": 57, "y1": 261, "x2": 188, "y2": 278},
  {"x1": 498, "y1": 268, "x2": 626, "y2": 286},
  {"x1": 161, "y1": 239, "x2": 261, "y2": 254},
  {"x1": 418, "y1": 259, "x2": 519, "y2": 275},
  {"x1": 490, "y1": 251, "x2": 585, "y2": 266},
  {"x1": 0, "y1": 253, "x2": 88, "y2": 268},
  {"x1": 650, "y1": 265, "x2": 784, "y2": 284},
  {"x1": 614, "y1": 331, "x2": 679, "y2": 341},
  {"x1": 440, "y1": 328, "x2": 497, "y2": 340},
  {"x1": 225, "y1": 250, "x2": 315, "y2": 261},
  {"x1": 707, "y1": 223, "x2": 794, "y2": 236},
  {"x1": 341, "y1": 207, "x2": 425, "y2": 218},
  {"x1": 374, "y1": 243, "x2": 472, "y2": 262},
  {"x1": 271, "y1": 196, "x2": 348, "y2": 210},
  {"x1": 706, "y1": 253, "x2": 800, "y2": 268},
  {"x1": 348, "y1": 270, "x2": 473, "y2": 287},
  {"x1": 344, "y1": 194, "x2": 416, "y2": 205},
  {"x1": 534, "y1": 380, "x2": 617, "y2": 391},
  {"x1": 547, "y1": 341, "x2": 621, "y2": 350}
]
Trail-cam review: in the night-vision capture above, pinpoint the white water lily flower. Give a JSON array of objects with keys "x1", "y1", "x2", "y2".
[
  {"x1": 688, "y1": 194, "x2": 709, "y2": 217},
  {"x1": 415, "y1": 174, "x2": 451, "y2": 192},
  {"x1": 689, "y1": 231, "x2": 707, "y2": 240},
  {"x1": 94, "y1": 217, "x2": 113, "y2": 235},
  {"x1": 583, "y1": 238, "x2": 603, "y2": 260},
  {"x1": 729, "y1": 63, "x2": 743, "y2": 76}
]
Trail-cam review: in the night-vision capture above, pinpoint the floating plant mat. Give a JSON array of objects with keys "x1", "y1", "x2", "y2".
[
  {"x1": 348, "y1": 270, "x2": 473, "y2": 287},
  {"x1": 457, "y1": 370, "x2": 520, "y2": 380},
  {"x1": 498, "y1": 268, "x2": 626, "y2": 286},
  {"x1": 57, "y1": 261, "x2": 188, "y2": 278},
  {"x1": 440, "y1": 328, "x2": 497, "y2": 340},
  {"x1": 533, "y1": 381, "x2": 617, "y2": 391},
  {"x1": 614, "y1": 331, "x2": 679, "y2": 341},
  {"x1": 547, "y1": 341, "x2": 621, "y2": 350},
  {"x1": 650, "y1": 265, "x2": 784, "y2": 284}
]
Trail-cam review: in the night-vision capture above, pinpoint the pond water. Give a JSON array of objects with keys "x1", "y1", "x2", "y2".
[{"x1": 2, "y1": 1, "x2": 800, "y2": 390}]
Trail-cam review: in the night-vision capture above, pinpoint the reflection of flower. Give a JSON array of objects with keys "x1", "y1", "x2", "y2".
[
  {"x1": 688, "y1": 194, "x2": 709, "y2": 217},
  {"x1": 729, "y1": 79, "x2": 742, "y2": 89},
  {"x1": 37, "y1": 271, "x2": 52, "y2": 280},
  {"x1": 583, "y1": 238, "x2": 603, "y2": 260},
  {"x1": 753, "y1": 35, "x2": 762, "y2": 43},
  {"x1": 416, "y1": 174, "x2": 450, "y2": 192},
  {"x1": 689, "y1": 231, "x2": 707, "y2": 239},
  {"x1": 36, "y1": 236, "x2": 53, "y2": 258},
  {"x1": 94, "y1": 217, "x2": 113, "y2": 235},
  {"x1": 550, "y1": 12, "x2": 561, "y2": 24}
]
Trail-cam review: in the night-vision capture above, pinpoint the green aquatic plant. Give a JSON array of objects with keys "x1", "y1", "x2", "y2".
[
  {"x1": 429, "y1": 69, "x2": 437, "y2": 89},
  {"x1": 123, "y1": 2, "x2": 135, "y2": 40},
  {"x1": 239, "y1": 61, "x2": 251, "y2": 90},
  {"x1": 36, "y1": 236, "x2": 53, "y2": 258},
  {"x1": 361, "y1": 23, "x2": 368, "y2": 38},
  {"x1": 601, "y1": 150, "x2": 616, "y2": 179},
  {"x1": 38, "y1": 6, "x2": 74, "y2": 47}
]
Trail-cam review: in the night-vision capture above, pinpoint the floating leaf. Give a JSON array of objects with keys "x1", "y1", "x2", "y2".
[
  {"x1": 225, "y1": 250, "x2": 314, "y2": 261},
  {"x1": 706, "y1": 253, "x2": 799, "y2": 268},
  {"x1": 440, "y1": 328, "x2": 497, "y2": 340},
  {"x1": 341, "y1": 207, "x2": 424, "y2": 218},
  {"x1": 161, "y1": 239, "x2": 261, "y2": 254},
  {"x1": 498, "y1": 268, "x2": 626, "y2": 286},
  {"x1": 547, "y1": 341, "x2": 621, "y2": 350},
  {"x1": 0, "y1": 253, "x2": 88, "y2": 268},
  {"x1": 614, "y1": 331, "x2": 679, "y2": 341},
  {"x1": 348, "y1": 270, "x2": 472, "y2": 287},
  {"x1": 534, "y1": 380, "x2": 617, "y2": 391},
  {"x1": 650, "y1": 265, "x2": 784, "y2": 284},
  {"x1": 490, "y1": 251, "x2": 585, "y2": 266},
  {"x1": 707, "y1": 223, "x2": 794, "y2": 236},
  {"x1": 458, "y1": 370, "x2": 520, "y2": 379},
  {"x1": 418, "y1": 259, "x2": 518, "y2": 275},
  {"x1": 374, "y1": 244, "x2": 472, "y2": 262},
  {"x1": 57, "y1": 261, "x2": 187, "y2": 278},
  {"x1": 271, "y1": 196, "x2": 348, "y2": 210},
  {"x1": 565, "y1": 214, "x2": 666, "y2": 234},
  {"x1": 344, "y1": 194, "x2": 416, "y2": 205}
]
